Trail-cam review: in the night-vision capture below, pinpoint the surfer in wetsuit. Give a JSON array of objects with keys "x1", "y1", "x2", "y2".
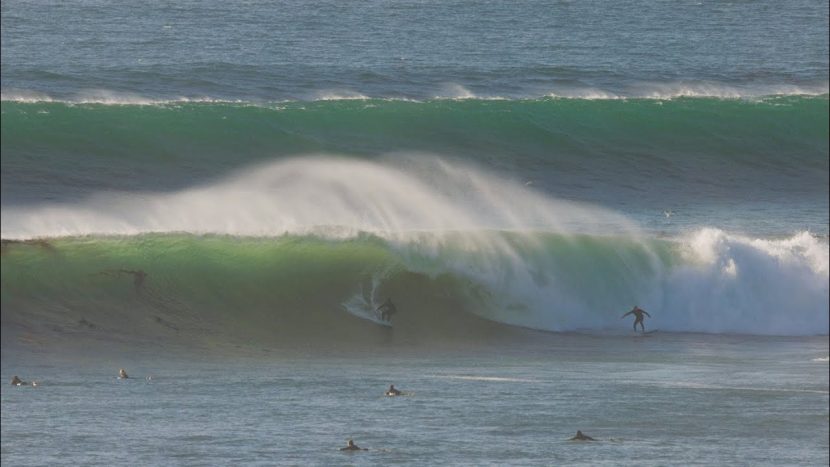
[
  {"x1": 11, "y1": 376, "x2": 26, "y2": 386},
  {"x1": 120, "y1": 269, "x2": 147, "y2": 293},
  {"x1": 621, "y1": 306, "x2": 651, "y2": 332},
  {"x1": 119, "y1": 368, "x2": 129, "y2": 379},
  {"x1": 340, "y1": 439, "x2": 366, "y2": 451},
  {"x1": 95, "y1": 269, "x2": 148, "y2": 294},
  {"x1": 569, "y1": 430, "x2": 596, "y2": 441},
  {"x1": 1, "y1": 238, "x2": 55, "y2": 255},
  {"x1": 386, "y1": 384, "x2": 402, "y2": 396},
  {"x1": 376, "y1": 298, "x2": 397, "y2": 322}
]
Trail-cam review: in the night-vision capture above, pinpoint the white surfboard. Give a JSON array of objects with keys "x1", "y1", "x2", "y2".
[{"x1": 342, "y1": 296, "x2": 392, "y2": 327}]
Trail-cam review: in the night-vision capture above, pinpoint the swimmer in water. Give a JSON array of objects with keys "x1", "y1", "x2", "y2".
[
  {"x1": 119, "y1": 369, "x2": 129, "y2": 379},
  {"x1": 11, "y1": 376, "x2": 26, "y2": 386},
  {"x1": 621, "y1": 305, "x2": 651, "y2": 333},
  {"x1": 340, "y1": 439, "x2": 367, "y2": 451},
  {"x1": 386, "y1": 384, "x2": 402, "y2": 396},
  {"x1": 569, "y1": 430, "x2": 596, "y2": 441}
]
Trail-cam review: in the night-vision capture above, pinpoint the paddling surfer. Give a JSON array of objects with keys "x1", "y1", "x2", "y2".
[
  {"x1": 386, "y1": 384, "x2": 402, "y2": 396},
  {"x1": 569, "y1": 430, "x2": 596, "y2": 441},
  {"x1": 621, "y1": 306, "x2": 651, "y2": 332},
  {"x1": 340, "y1": 439, "x2": 367, "y2": 451}
]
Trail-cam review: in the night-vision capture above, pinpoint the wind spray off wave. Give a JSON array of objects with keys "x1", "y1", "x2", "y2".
[{"x1": 2, "y1": 157, "x2": 826, "y2": 337}]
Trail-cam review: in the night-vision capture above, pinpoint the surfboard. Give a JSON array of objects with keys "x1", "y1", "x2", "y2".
[
  {"x1": 342, "y1": 299, "x2": 392, "y2": 327},
  {"x1": 634, "y1": 329, "x2": 658, "y2": 337}
]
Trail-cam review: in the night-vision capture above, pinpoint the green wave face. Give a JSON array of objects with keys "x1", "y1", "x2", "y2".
[
  {"x1": 2, "y1": 230, "x2": 827, "y2": 349},
  {"x1": 2, "y1": 96, "x2": 827, "y2": 202},
  {"x1": 3, "y1": 96, "x2": 827, "y2": 160}
]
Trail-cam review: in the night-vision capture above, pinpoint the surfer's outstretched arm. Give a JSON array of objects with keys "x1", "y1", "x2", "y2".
[
  {"x1": 621, "y1": 311, "x2": 633, "y2": 318},
  {"x1": 642, "y1": 310, "x2": 651, "y2": 317}
]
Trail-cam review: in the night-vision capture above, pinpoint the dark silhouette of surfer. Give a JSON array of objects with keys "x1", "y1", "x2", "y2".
[
  {"x1": 96, "y1": 269, "x2": 148, "y2": 294},
  {"x1": 1, "y1": 238, "x2": 55, "y2": 255},
  {"x1": 569, "y1": 430, "x2": 596, "y2": 441},
  {"x1": 376, "y1": 298, "x2": 397, "y2": 322},
  {"x1": 386, "y1": 384, "x2": 402, "y2": 396},
  {"x1": 10, "y1": 376, "x2": 37, "y2": 387},
  {"x1": 340, "y1": 439, "x2": 367, "y2": 451},
  {"x1": 120, "y1": 269, "x2": 147, "y2": 293},
  {"x1": 621, "y1": 306, "x2": 651, "y2": 332}
]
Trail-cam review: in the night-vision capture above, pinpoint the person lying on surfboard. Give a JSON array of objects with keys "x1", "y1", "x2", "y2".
[
  {"x1": 386, "y1": 384, "x2": 402, "y2": 396},
  {"x1": 376, "y1": 298, "x2": 397, "y2": 322},
  {"x1": 621, "y1": 306, "x2": 651, "y2": 332},
  {"x1": 569, "y1": 430, "x2": 596, "y2": 441},
  {"x1": 340, "y1": 439, "x2": 367, "y2": 451}
]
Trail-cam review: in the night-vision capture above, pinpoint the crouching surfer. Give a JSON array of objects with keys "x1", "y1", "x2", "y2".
[
  {"x1": 376, "y1": 298, "x2": 398, "y2": 322},
  {"x1": 385, "y1": 384, "x2": 402, "y2": 396},
  {"x1": 340, "y1": 439, "x2": 367, "y2": 451}
]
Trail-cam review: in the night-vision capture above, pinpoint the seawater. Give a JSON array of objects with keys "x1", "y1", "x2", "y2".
[
  {"x1": 2, "y1": 0, "x2": 828, "y2": 465},
  {"x1": 2, "y1": 335, "x2": 828, "y2": 466}
]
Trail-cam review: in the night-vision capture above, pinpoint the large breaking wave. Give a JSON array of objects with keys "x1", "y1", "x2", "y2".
[{"x1": 2, "y1": 157, "x2": 827, "y2": 342}]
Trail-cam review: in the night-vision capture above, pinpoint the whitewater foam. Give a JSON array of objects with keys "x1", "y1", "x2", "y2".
[{"x1": 5, "y1": 81, "x2": 825, "y2": 105}]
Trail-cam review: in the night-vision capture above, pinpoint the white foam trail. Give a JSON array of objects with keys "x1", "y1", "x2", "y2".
[
  {"x1": 1, "y1": 88, "x2": 56, "y2": 103},
  {"x1": 651, "y1": 381, "x2": 828, "y2": 395},
  {"x1": 0, "y1": 88, "x2": 253, "y2": 105},
  {"x1": 811, "y1": 357, "x2": 829, "y2": 362},
  {"x1": 431, "y1": 375, "x2": 538, "y2": 383},
  {"x1": 432, "y1": 83, "x2": 506, "y2": 100},
  {"x1": 544, "y1": 81, "x2": 829, "y2": 100},
  {"x1": 2, "y1": 81, "x2": 826, "y2": 104},
  {"x1": 312, "y1": 89, "x2": 370, "y2": 101}
]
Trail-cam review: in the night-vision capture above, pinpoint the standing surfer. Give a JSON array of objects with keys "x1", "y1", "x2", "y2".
[{"x1": 621, "y1": 306, "x2": 651, "y2": 332}]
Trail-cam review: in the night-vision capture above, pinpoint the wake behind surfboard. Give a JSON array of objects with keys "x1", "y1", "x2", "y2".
[
  {"x1": 341, "y1": 273, "x2": 394, "y2": 327},
  {"x1": 342, "y1": 295, "x2": 392, "y2": 327}
]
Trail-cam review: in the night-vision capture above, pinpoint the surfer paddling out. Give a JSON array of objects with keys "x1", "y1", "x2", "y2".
[
  {"x1": 621, "y1": 306, "x2": 651, "y2": 333},
  {"x1": 340, "y1": 439, "x2": 367, "y2": 451}
]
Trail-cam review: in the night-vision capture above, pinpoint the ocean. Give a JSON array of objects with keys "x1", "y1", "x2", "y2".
[{"x1": 1, "y1": 0, "x2": 828, "y2": 465}]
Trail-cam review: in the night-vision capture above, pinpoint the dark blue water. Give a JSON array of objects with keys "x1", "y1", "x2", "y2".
[{"x1": 2, "y1": 0, "x2": 828, "y2": 101}]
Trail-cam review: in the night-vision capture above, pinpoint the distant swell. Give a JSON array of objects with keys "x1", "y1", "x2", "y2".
[{"x1": 3, "y1": 97, "x2": 827, "y2": 216}]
